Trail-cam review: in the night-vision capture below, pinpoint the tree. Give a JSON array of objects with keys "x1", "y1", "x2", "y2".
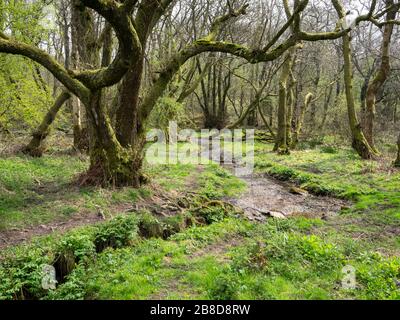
[
  {"x1": 291, "y1": 92, "x2": 313, "y2": 148},
  {"x1": 273, "y1": 0, "x2": 299, "y2": 154},
  {"x1": 332, "y1": 0, "x2": 379, "y2": 160},
  {"x1": 274, "y1": 47, "x2": 296, "y2": 154},
  {"x1": 22, "y1": 90, "x2": 71, "y2": 156},
  {"x1": 0, "y1": 0, "x2": 388, "y2": 186},
  {"x1": 364, "y1": 0, "x2": 398, "y2": 153}
]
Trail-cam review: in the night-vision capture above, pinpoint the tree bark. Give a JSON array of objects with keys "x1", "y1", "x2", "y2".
[
  {"x1": 292, "y1": 92, "x2": 313, "y2": 148},
  {"x1": 364, "y1": 0, "x2": 397, "y2": 153},
  {"x1": 274, "y1": 48, "x2": 295, "y2": 154},
  {"x1": 82, "y1": 91, "x2": 146, "y2": 187},
  {"x1": 333, "y1": 0, "x2": 377, "y2": 159},
  {"x1": 286, "y1": 70, "x2": 296, "y2": 146},
  {"x1": 22, "y1": 91, "x2": 71, "y2": 157},
  {"x1": 395, "y1": 132, "x2": 400, "y2": 168}
]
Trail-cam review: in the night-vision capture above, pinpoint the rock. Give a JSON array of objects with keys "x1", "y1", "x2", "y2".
[
  {"x1": 289, "y1": 186, "x2": 308, "y2": 195},
  {"x1": 267, "y1": 211, "x2": 287, "y2": 219}
]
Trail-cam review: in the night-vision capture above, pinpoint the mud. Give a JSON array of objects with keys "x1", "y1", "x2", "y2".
[
  {"x1": 198, "y1": 137, "x2": 349, "y2": 222},
  {"x1": 229, "y1": 174, "x2": 349, "y2": 222}
]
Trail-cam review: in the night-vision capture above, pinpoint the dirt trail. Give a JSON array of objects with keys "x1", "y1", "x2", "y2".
[
  {"x1": 1, "y1": 141, "x2": 348, "y2": 249},
  {"x1": 199, "y1": 138, "x2": 349, "y2": 222},
  {"x1": 228, "y1": 174, "x2": 348, "y2": 222}
]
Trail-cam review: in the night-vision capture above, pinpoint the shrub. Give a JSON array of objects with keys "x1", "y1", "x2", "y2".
[
  {"x1": 162, "y1": 214, "x2": 190, "y2": 238},
  {"x1": 94, "y1": 215, "x2": 139, "y2": 252},
  {"x1": 45, "y1": 265, "x2": 87, "y2": 300},
  {"x1": 357, "y1": 255, "x2": 400, "y2": 300},
  {"x1": 207, "y1": 268, "x2": 240, "y2": 300},
  {"x1": 0, "y1": 246, "x2": 52, "y2": 300},
  {"x1": 320, "y1": 145, "x2": 339, "y2": 154},
  {"x1": 54, "y1": 231, "x2": 96, "y2": 283},
  {"x1": 138, "y1": 212, "x2": 164, "y2": 239},
  {"x1": 195, "y1": 205, "x2": 227, "y2": 224},
  {"x1": 293, "y1": 235, "x2": 344, "y2": 273}
]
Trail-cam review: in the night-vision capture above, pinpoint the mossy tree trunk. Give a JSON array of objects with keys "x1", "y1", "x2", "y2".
[
  {"x1": 274, "y1": 48, "x2": 295, "y2": 154},
  {"x1": 22, "y1": 91, "x2": 71, "y2": 157},
  {"x1": 343, "y1": 33, "x2": 377, "y2": 159},
  {"x1": 364, "y1": 0, "x2": 397, "y2": 153},
  {"x1": 286, "y1": 70, "x2": 296, "y2": 146},
  {"x1": 292, "y1": 92, "x2": 313, "y2": 148},
  {"x1": 82, "y1": 90, "x2": 146, "y2": 187},
  {"x1": 333, "y1": 0, "x2": 378, "y2": 160}
]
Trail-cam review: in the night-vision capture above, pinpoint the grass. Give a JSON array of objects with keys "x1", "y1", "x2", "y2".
[
  {"x1": 0, "y1": 140, "x2": 245, "y2": 231},
  {"x1": 17, "y1": 216, "x2": 396, "y2": 300},
  {"x1": 0, "y1": 154, "x2": 154, "y2": 231},
  {"x1": 1, "y1": 139, "x2": 399, "y2": 300},
  {"x1": 247, "y1": 142, "x2": 400, "y2": 257},
  {"x1": 0, "y1": 155, "x2": 88, "y2": 230}
]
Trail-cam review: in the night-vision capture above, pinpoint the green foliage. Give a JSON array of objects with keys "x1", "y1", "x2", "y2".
[
  {"x1": 148, "y1": 97, "x2": 191, "y2": 132},
  {"x1": 56, "y1": 231, "x2": 96, "y2": 263},
  {"x1": 207, "y1": 267, "x2": 240, "y2": 300},
  {"x1": 46, "y1": 264, "x2": 87, "y2": 300},
  {"x1": 94, "y1": 215, "x2": 139, "y2": 252},
  {"x1": 138, "y1": 211, "x2": 164, "y2": 238},
  {"x1": 320, "y1": 145, "x2": 339, "y2": 154},
  {"x1": 293, "y1": 235, "x2": 344, "y2": 272},
  {"x1": 0, "y1": 58, "x2": 54, "y2": 131},
  {"x1": 0, "y1": 0, "x2": 55, "y2": 131},
  {"x1": 199, "y1": 165, "x2": 246, "y2": 199},
  {"x1": 356, "y1": 254, "x2": 400, "y2": 300},
  {"x1": 0, "y1": 0, "x2": 53, "y2": 43},
  {"x1": 0, "y1": 246, "x2": 52, "y2": 300},
  {"x1": 162, "y1": 214, "x2": 190, "y2": 238},
  {"x1": 195, "y1": 204, "x2": 228, "y2": 224}
]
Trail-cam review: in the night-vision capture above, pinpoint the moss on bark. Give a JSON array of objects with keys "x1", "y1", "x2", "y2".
[{"x1": 22, "y1": 91, "x2": 71, "y2": 157}]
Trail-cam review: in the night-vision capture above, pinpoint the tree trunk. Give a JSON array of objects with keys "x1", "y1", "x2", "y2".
[
  {"x1": 82, "y1": 91, "x2": 145, "y2": 187},
  {"x1": 342, "y1": 34, "x2": 377, "y2": 159},
  {"x1": 395, "y1": 133, "x2": 400, "y2": 168},
  {"x1": 292, "y1": 92, "x2": 313, "y2": 148},
  {"x1": 70, "y1": 0, "x2": 98, "y2": 152},
  {"x1": 286, "y1": 70, "x2": 296, "y2": 146},
  {"x1": 115, "y1": 56, "x2": 145, "y2": 147},
  {"x1": 309, "y1": 58, "x2": 321, "y2": 127},
  {"x1": 71, "y1": 97, "x2": 88, "y2": 152},
  {"x1": 331, "y1": 0, "x2": 377, "y2": 159},
  {"x1": 23, "y1": 91, "x2": 71, "y2": 157},
  {"x1": 274, "y1": 48, "x2": 295, "y2": 154},
  {"x1": 364, "y1": 0, "x2": 396, "y2": 153},
  {"x1": 318, "y1": 84, "x2": 334, "y2": 131}
]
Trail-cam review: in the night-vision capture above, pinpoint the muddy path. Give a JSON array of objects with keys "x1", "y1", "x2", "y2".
[
  {"x1": 199, "y1": 138, "x2": 349, "y2": 222},
  {"x1": 0, "y1": 141, "x2": 348, "y2": 249},
  {"x1": 227, "y1": 174, "x2": 348, "y2": 222}
]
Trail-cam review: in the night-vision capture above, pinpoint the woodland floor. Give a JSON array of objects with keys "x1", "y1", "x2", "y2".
[{"x1": 0, "y1": 135, "x2": 400, "y2": 300}]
